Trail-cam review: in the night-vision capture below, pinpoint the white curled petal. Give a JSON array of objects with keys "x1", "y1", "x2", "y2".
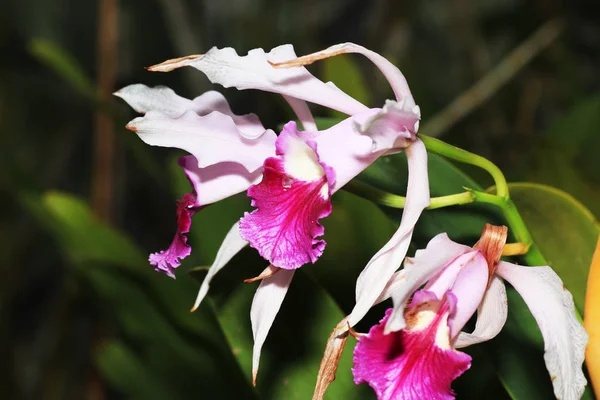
[
  {"x1": 148, "y1": 45, "x2": 368, "y2": 116},
  {"x1": 116, "y1": 84, "x2": 266, "y2": 139},
  {"x1": 191, "y1": 223, "x2": 248, "y2": 311},
  {"x1": 282, "y1": 95, "x2": 317, "y2": 132},
  {"x1": 126, "y1": 110, "x2": 277, "y2": 173},
  {"x1": 353, "y1": 99, "x2": 421, "y2": 151},
  {"x1": 278, "y1": 42, "x2": 416, "y2": 108},
  {"x1": 250, "y1": 269, "x2": 295, "y2": 385},
  {"x1": 496, "y1": 261, "x2": 588, "y2": 400},
  {"x1": 454, "y1": 276, "x2": 508, "y2": 348},
  {"x1": 345, "y1": 139, "x2": 430, "y2": 330}
]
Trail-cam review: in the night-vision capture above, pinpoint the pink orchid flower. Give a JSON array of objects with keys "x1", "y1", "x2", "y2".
[
  {"x1": 116, "y1": 43, "x2": 430, "y2": 383},
  {"x1": 352, "y1": 227, "x2": 588, "y2": 400}
]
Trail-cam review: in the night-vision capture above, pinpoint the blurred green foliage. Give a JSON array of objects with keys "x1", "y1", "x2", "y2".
[{"x1": 1, "y1": 0, "x2": 600, "y2": 399}]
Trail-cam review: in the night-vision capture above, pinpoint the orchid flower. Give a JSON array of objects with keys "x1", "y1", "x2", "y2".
[
  {"x1": 116, "y1": 43, "x2": 430, "y2": 383},
  {"x1": 352, "y1": 225, "x2": 588, "y2": 400}
]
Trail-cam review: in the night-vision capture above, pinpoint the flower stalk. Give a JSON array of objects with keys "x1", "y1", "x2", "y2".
[{"x1": 419, "y1": 134, "x2": 509, "y2": 199}]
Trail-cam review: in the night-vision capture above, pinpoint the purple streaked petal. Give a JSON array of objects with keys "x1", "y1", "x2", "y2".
[
  {"x1": 179, "y1": 155, "x2": 260, "y2": 206},
  {"x1": 239, "y1": 122, "x2": 334, "y2": 269},
  {"x1": 115, "y1": 85, "x2": 266, "y2": 139},
  {"x1": 191, "y1": 222, "x2": 248, "y2": 311},
  {"x1": 346, "y1": 139, "x2": 430, "y2": 330},
  {"x1": 454, "y1": 276, "x2": 508, "y2": 348},
  {"x1": 126, "y1": 110, "x2": 277, "y2": 173},
  {"x1": 149, "y1": 191, "x2": 199, "y2": 278},
  {"x1": 150, "y1": 154, "x2": 257, "y2": 278},
  {"x1": 251, "y1": 269, "x2": 295, "y2": 385},
  {"x1": 496, "y1": 262, "x2": 588, "y2": 400},
  {"x1": 149, "y1": 45, "x2": 368, "y2": 116},
  {"x1": 352, "y1": 293, "x2": 471, "y2": 400},
  {"x1": 383, "y1": 232, "x2": 473, "y2": 334}
]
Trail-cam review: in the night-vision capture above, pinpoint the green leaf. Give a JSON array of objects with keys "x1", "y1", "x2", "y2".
[
  {"x1": 95, "y1": 341, "x2": 173, "y2": 400},
  {"x1": 28, "y1": 39, "x2": 96, "y2": 99},
  {"x1": 509, "y1": 183, "x2": 600, "y2": 312},
  {"x1": 508, "y1": 94, "x2": 600, "y2": 219},
  {"x1": 41, "y1": 191, "x2": 145, "y2": 269},
  {"x1": 20, "y1": 190, "x2": 258, "y2": 397}
]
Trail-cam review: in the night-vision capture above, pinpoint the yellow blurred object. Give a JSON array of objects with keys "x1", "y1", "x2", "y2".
[{"x1": 584, "y1": 235, "x2": 600, "y2": 397}]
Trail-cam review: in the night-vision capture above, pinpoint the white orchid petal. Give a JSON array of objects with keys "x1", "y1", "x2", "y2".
[
  {"x1": 114, "y1": 84, "x2": 191, "y2": 115},
  {"x1": 126, "y1": 110, "x2": 276, "y2": 173},
  {"x1": 191, "y1": 223, "x2": 248, "y2": 311},
  {"x1": 384, "y1": 234, "x2": 473, "y2": 334},
  {"x1": 250, "y1": 269, "x2": 295, "y2": 385},
  {"x1": 454, "y1": 276, "x2": 508, "y2": 348},
  {"x1": 445, "y1": 251, "x2": 489, "y2": 336},
  {"x1": 345, "y1": 139, "x2": 430, "y2": 329},
  {"x1": 149, "y1": 45, "x2": 368, "y2": 116},
  {"x1": 179, "y1": 155, "x2": 261, "y2": 207},
  {"x1": 116, "y1": 84, "x2": 267, "y2": 139},
  {"x1": 496, "y1": 261, "x2": 588, "y2": 400},
  {"x1": 374, "y1": 270, "x2": 406, "y2": 305}
]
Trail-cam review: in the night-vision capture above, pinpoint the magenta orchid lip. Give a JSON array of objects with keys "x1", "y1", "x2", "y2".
[{"x1": 351, "y1": 228, "x2": 587, "y2": 400}]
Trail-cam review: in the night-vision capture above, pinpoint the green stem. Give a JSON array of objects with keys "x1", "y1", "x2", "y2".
[
  {"x1": 346, "y1": 182, "x2": 549, "y2": 266},
  {"x1": 419, "y1": 135, "x2": 510, "y2": 199},
  {"x1": 469, "y1": 191, "x2": 547, "y2": 264},
  {"x1": 344, "y1": 180, "x2": 475, "y2": 210}
]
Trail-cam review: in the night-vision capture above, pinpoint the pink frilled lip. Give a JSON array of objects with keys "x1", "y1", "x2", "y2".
[
  {"x1": 239, "y1": 121, "x2": 335, "y2": 269},
  {"x1": 352, "y1": 291, "x2": 471, "y2": 400}
]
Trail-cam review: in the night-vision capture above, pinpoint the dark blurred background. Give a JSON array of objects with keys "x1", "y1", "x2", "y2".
[{"x1": 1, "y1": 0, "x2": 600, "y2": 399}]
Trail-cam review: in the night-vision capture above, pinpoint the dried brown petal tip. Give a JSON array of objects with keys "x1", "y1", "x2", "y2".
[
  {"x1": 125, "y1": 123, "x2": 137, "y2": 132},
  {"x1": 146, "y1": 54, "x2": 204, "y2": 72},
  {"x1": 243, "y1": 265, "x2": 281, "y2": 283},
  {"x1": 270, "y1": 49, "x2": 346, "y2": 69},
  {"x1": 347, "y1": 322, "x2": 363, "y2": 340},
  {"x1": 475, "y1": 224, "x2": 508, "y2": 277},
  {"x1": 313, "y1": 321, "x2": 349, "y2": 400}
]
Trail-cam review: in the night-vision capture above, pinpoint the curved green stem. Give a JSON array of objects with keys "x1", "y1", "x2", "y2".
[
  {"x1": 345, "y1": 181, "x2": 547, "y2": 266},
  {"x1": 419, "y1": 134, "x2": 510, "y2": 199},
  {"x1": 344, "y1": 181, "x2": 475, "y2": 210},
  {"x1": 472, "y1": 191, "x2": 548, "y2": 265}
]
